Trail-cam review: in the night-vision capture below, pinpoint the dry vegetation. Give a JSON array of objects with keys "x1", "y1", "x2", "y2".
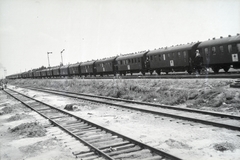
[{"x1": 9, "y1": 78, "x2": 240, "y2": 114}]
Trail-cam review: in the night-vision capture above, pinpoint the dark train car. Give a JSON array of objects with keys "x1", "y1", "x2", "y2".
[
  {"x1": 60, "y1": 65, "x2": 69, "y2": 77},
  {"x1": 28, "y1": 71, "x2": 33, "y2": 78},
  {"x1": 80, "y1": 61, "x2": 96, "y2": 77},
  {"x1": 116, "y1": 51, "x2": 149, "y2": 75},
  {"x1": 33, "y1": 70, "x2": 41, "y2": 78},
  {"x1": 69, "y1": 63, "x2": 81, "y2": 76},
  {"x1": 197, "y1": 34, "x2": 240, "y2": 73},
  {"x1": 40, "y1": 69, "x2": 47, "y2": 78},
  {"x1": 46, "y1": 68, "x2": 53, "y2": 78},
  {"x1": 95, "y1": 56, "x2": 118, "y2": 76},
  {"x1": 52, "y1": 66, "x2": 60, "y2": 77},
  {"x1": 147, "y1": 43, "x2": 200, "y2": 74},
  {"x1": 21, "y1": 72, "x2": 28, "y2": 79}
]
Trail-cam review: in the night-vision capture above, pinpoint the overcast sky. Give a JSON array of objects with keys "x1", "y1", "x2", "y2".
[{"x1": 0, "y1": 0, "x2": 239, "y2": 78}]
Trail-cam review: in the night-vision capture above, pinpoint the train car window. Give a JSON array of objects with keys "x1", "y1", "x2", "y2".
[
  {"x1": 212, "y1": 47, "x2": 216, "y2": 55},
  {"x1": 237, "y1": 43, "x2": 240, "y2": 52},
  {"x1": 150, "y1": 56, "x2": 153, "y2": 61},
  {"x1": 159, "y1": 55, "x2": 161, "y2": 61},
  {"x1": 220, "y1": 46, "x2": 224, "y2": 53},
  {"x1": 132, "y1": 59, "x2": 134, "y2": 63},
  {"x1": 178, "y1": 52, "x2": 181, "y2": 57},
  {"x1": 172, "y1": 53, "x2": 175, "y2": 58},
  {"x1": 204, "y1": 48, "x2": 209, "y2": 55},
  {"x1": 138, "y1": 58, "x2": 140, "y2": 62},
  {"x1": 154, "y1": 55, "x2": 157, "y2": 61},
  {"x1": 183, "y1": 51, "x2": 187, "y2": 57},
  {"x1": 168, "y1": 53, "x2": 170, "y2": 58},
  {"x1": 163, "y1": 54, "x2": 166, "y2": 60},
  {"x1": 228, "y1": 45, "x2": 232, "y2": 53}
]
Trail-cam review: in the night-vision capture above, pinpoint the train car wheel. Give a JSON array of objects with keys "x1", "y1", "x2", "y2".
[
  {"x1": 212, "y1": 66, "x2": 219, "y2": 74},
  {"x1": 223, "y1": 66, "x2": 230, "y2": 73},
  {"x1": 156, "y1": 70, "x2": 161, "y2": 75}
]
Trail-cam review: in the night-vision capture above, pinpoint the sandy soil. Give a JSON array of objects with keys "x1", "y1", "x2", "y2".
[
  {"x1": 6, "y1": 86, "x2": 240, "y2": 160},
  {"x1": 0, "y1": 90, "x2": 77, "y2": 160}
]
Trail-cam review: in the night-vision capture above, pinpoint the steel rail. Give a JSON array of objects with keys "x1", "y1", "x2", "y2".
[
  {"x1": 20, "y1": 86, "x2": 240, "y2": 131},
  {"x1": 4, "y1": 88, "x2": 182, "y2": 160}
]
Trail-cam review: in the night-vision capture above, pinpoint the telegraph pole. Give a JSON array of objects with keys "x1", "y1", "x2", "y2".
[
  {"x1": 47, "y1": 52, "x2": 52, "y2": 68},
  {"x1": 60, "y1": 49, "x2": 65, "y2": 66}
]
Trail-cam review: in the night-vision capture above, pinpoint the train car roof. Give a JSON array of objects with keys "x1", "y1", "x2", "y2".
[
  {"x1": 95, "y1": 56, "x2": 118, "y2": 64},
  {"x1": 148, "y1": 42, "x2": 200, "y2": 55},
  {"x1": 198, "y1": 35, "x2": 240, "y2": 48},
  {"x1": 51, "y1": 66, "x2": 60, "y2": 70},
  {"x1": 60, "y1": 65, "x2": 69, "y2": 69},
  {"x1": 116, "y1": 51, "x2": 148, "y2": 61},
  {"x1": 69, "y1": 63, "x2": 81, "y2": 67},
  {"x1": 80, "y1": 60, "x2": 96, "y2": 66}
]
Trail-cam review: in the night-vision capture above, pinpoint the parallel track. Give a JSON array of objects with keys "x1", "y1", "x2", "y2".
[
  {"x1": 4, "y1": 88, "x2": 182, "y2": 160},
  {"x1": 17, "y1": 86, "x2": 240, "y2": 131}
]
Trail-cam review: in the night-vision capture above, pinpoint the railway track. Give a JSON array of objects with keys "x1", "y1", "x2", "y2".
[
  {"x1": 13, "y1": 85, "x2": 240, "y2": 132},
  {"x1": 4, "y1": 88, "x2": 182, "y2": 160}
]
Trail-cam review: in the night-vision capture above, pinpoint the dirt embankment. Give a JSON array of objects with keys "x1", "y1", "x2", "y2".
[{"x1": 10, "y1": 78, "x2": 240, "y2": 114}]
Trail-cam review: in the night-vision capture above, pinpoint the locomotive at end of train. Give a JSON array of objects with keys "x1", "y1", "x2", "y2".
[{"x1": 6, "y1": 34, "x2": 240, "y2": 79}]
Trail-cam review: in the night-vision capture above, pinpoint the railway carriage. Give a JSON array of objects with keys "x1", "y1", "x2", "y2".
[
  {"x1": 46, "y1": 68, "x2": 53, "y2": 78},
  {"x1": 69, "y1": 63, "x2": 81, "y2": 76},
  {"x1": 33, "y1": 70, "x2": 41, "y2": 78},
  {"x1": 28, "y1": 71, "x2": 34, "y2": 78},
  {"x1": 147, "y1": 43, "x2": 200, "y2": 74},
  {"x1": 95, "y1": 56, "x2": 118, "y2": 76},
  {"x1": 21, "y1": 72, "x2": 29, "y2": 79},
  {"x1": 60, "y1": 65, "x2": 70, "y2": 77},
  {"x1": 80, "y1": 61, "x2": 96, "y2": 77},
  {"x1": 52, "y1": 66, "x2": 60, "y2": 78},
  {"x1": 116, "y1": 51, "x2": 149, "y2": 75},
  {"x1": 40, "y1": 69, "x2": 48, "y2": 78},
  {"x1": 197, "y1": 34, "x2": 240, "y2": 73}
]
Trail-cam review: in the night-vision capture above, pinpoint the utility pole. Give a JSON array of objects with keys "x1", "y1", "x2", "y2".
[
  {"x1": 47, "y1": 52, "x2": 52, "y2": 68},
  {"x1": 4, "y1": 69, "x2": 7, "y2": 79},
  {"x1": 60, "y1": 49, "x2": 65, "y2": 66}
]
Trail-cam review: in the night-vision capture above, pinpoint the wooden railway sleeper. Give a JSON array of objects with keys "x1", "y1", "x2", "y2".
[
  {"x1": 73, "y1": 128, "x2": 102, "y2": 135},
  {"x1": 99, "y1": 141, "x2": 131, "y2": 150},
  {"x1": 87, "y1": 136, "x2": 119, "y2": 144},
  {"x1": 92, "y1": 138, "x2": 124, "y2": 148},
  {"x1": 62, "y1": 122, "x2": 86, "y2": 127},
  {"x1": 74, "y1": 127, "x2": 102, "y2": 134},
  {"x1": 107, "y1": 145, "x2": 141, "y2": 156},
  {"x1": 81, "y1": 133, "x2": 113, "y2": 141},
  {"x1": 75, "y1": 151, "x2": 98, "y2": 159},
  {"x1": 64, "y1": 123, "x2": 89, "y2": 129},
  {"x1": 112, "y1": 149, "x2": 151, "y2": 159},
  {"x1": 102, "y1": 143, "x2": 135, "y2": 153}
]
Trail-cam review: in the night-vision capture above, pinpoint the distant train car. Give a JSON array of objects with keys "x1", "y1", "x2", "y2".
[
  {"x1": 197, "y1": 34, "x2": 240, "y2": 73},
  {"x1": 21, "y1": 72, "x2": 28, "y2": 79},
  {"x1": 46, "y1": 68, "x2": 53, "y2": 78},
  {"x1": 28, "y1": 71, "x2": 33, "y2": 78},
  {"x1": 95, "y1": 56, "x2": 118, "y2": 76},
  {"x1": 69, "y1": 63, "x2": 81, "y2": 76},
  {"x1": 60, "y1": 65, "x2": 69, "y2": 77},
  {"x1": 52, "y1": 66, "x2": 60, "y2": 78},
  {"x1": 116, "y1": 51, "x2": 149, "y2": 75},
  {"x1": 80, "y1": 61, "x2": 96, "y2": 77},
  {"x1": 40, "y1": 69, "x2": 48, "y2": 78},
  {"x1": 33, "y1": 70, "x2": 41, "y2": 78},
  {"x1": 147, "y1": 43, "x2": 200, "y2": 74}
]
